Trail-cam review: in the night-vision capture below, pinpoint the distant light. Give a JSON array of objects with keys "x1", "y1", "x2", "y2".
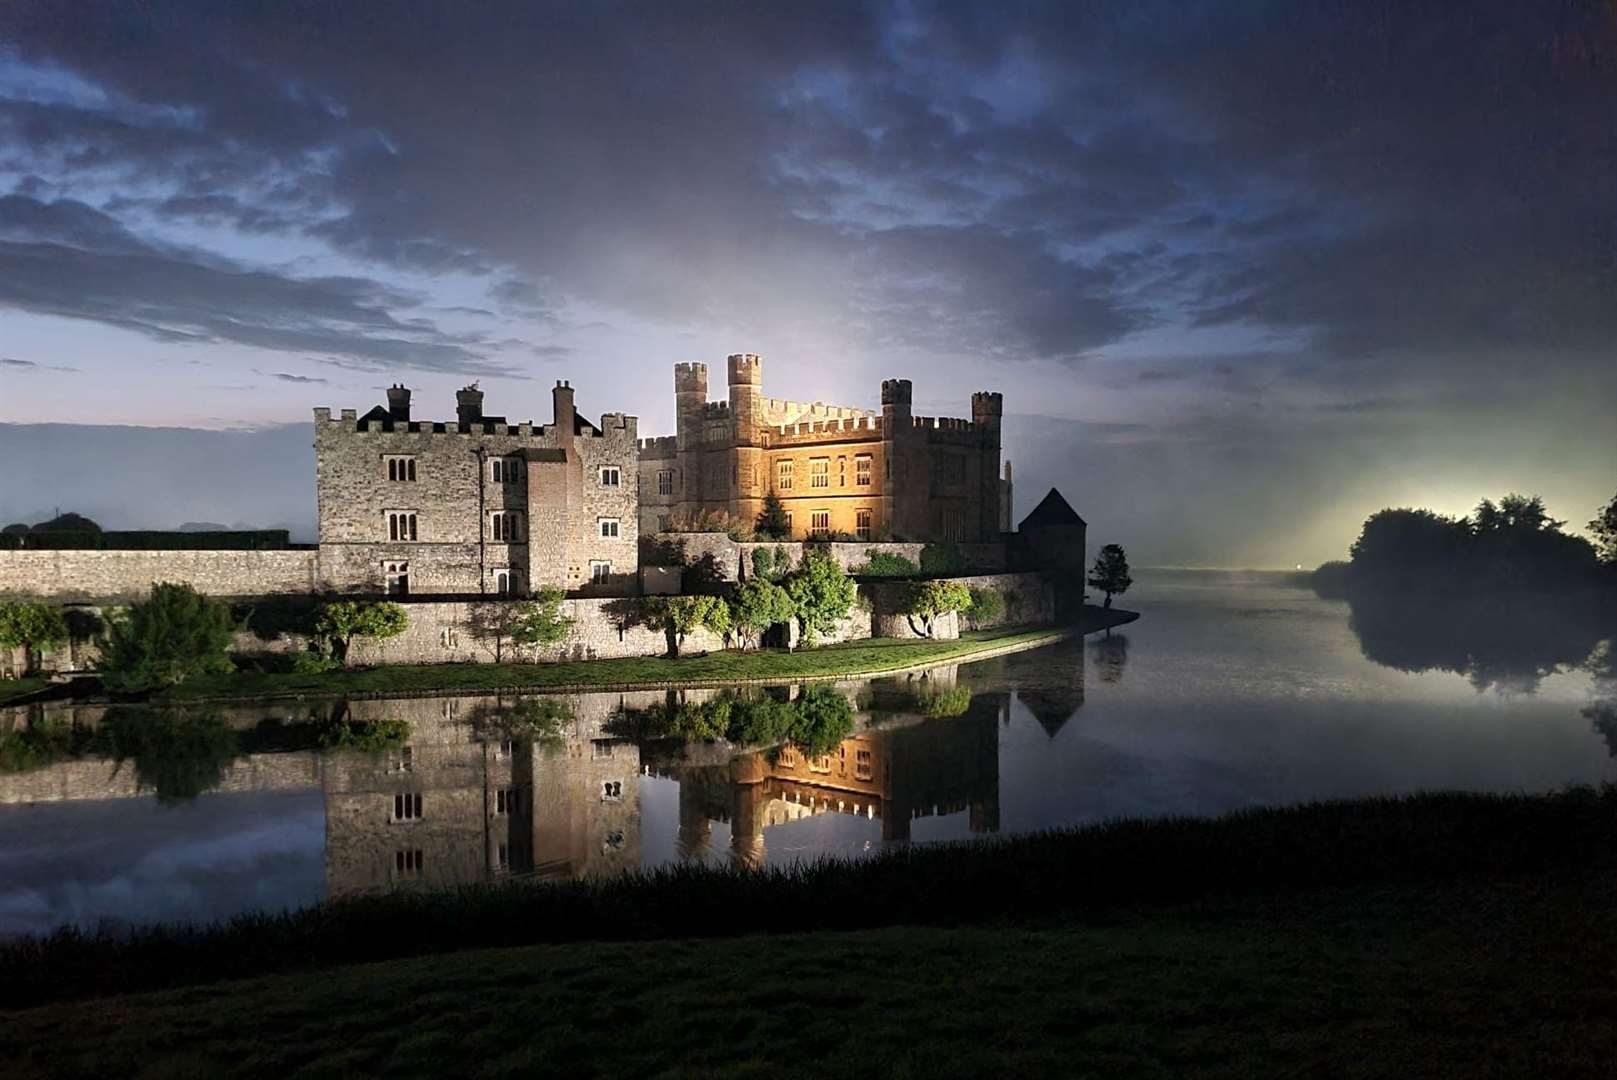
[{"x1": 1295, "y1": 564, "x2": 1303, "y2": 570}]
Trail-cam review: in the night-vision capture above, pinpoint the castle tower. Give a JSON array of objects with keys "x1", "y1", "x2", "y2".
[
  {"x1": 727, "y1": 353, "x2": 765, "y2": 523},
  {"x1": 386, "y1": 384, "x2": 411, "y2": 424},
  {"x1": 551, "y1": 380, "x2": 576, "y2": 449},
  {"x1": 674, "y1": 363, "x2": 708, "y2": 451},
  {"x1": 455, "y1": 383, "x2": 484, "y2": 428},
  {"x1": 972, "y1": 391, "x2": 1004, "y2": 537},
  {"x1": 881, "y1": 378, "x2": 913, "y2": 427}
]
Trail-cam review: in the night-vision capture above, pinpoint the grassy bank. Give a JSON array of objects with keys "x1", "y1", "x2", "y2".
[
  {"x1": 7, "y1": 872, "x2": 1614, "y2": 1078},
  {"x1": 159, "y1": 625, "x2": 1077, "y2": 702},
  {"x1": 4, "y1": 787, "x2": 1612, "y2": 1010},
  {"x1": 0, "y1": 677, "x2": 48, "y2": 706}
]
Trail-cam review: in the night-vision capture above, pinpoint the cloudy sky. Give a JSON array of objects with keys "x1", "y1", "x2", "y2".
[{"x1": 1, "y1": 1, "x2": 1613, "y2": 565}]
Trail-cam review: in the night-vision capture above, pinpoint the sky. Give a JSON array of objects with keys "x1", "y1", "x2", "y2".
[{"x1": 0, "y1": 1, "x2": 1614, "y2": 566}]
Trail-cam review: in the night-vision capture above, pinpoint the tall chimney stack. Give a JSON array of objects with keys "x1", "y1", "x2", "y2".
[
  {"x1": 455, "y1": 383, "x2": 484, "y2": 428},
  {"x1": 552, "y1": 379, "x2": 576, "y2": 446},
  {"x1": 386, "y1": 384, "x2": 412, "y2": 423}
]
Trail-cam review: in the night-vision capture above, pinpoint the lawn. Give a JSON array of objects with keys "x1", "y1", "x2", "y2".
[
  {"x1": 160, "y1": 626, "x2": 1070, "y2": 701},
  {"x1": 0, "y1": 677, "x2": 49, "y2": 706},
  {"x1": 4, "y1": 872, "x2": 1614, "y2": 1078}
]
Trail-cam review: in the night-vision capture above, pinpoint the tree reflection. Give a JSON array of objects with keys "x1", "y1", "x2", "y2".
[
  {"x1": 1089, "y1": 633, "x2": 1129, "y2": 685},
  {"x1": 104, "y1": 707, "x2": 241, "y2": 804}
]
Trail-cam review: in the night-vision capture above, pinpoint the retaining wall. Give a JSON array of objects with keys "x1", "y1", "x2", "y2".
[{"x1": 0, "y1": 549, "x2": 321, "y2": 603}]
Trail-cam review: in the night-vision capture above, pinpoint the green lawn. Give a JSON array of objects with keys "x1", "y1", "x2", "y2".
[
  {"x1": 0, "y1": 677, "x2": 49, "y2": 706},
  {"x1": 5, "y1": 874, "x2": 1614, "y2": 1079},
  {"x1": 161, "y1": 626, "x2": 1068, "y2": 701}
]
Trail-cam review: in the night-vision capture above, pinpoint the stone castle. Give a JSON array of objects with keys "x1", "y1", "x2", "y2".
[{"x1": 638, "y1": 354, "x2": 1012, "y2": 543}]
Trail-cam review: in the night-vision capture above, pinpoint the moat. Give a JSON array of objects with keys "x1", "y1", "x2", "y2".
[{"x1": 2, "y1": 568, "x2": 1613, "y2": 939}]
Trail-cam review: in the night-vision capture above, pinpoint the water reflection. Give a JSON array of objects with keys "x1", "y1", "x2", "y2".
[{"x1": 1089, "y1": 633, "x2": 1129, "y2": 686}]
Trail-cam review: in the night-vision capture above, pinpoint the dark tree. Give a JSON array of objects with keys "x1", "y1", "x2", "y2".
[
  {"x1": 1086, "y1": 544, "x2": 1132, "y2": 609},
  {"x1": 1, "y1": 523, "x2": 28, "y2": 536},
  {"x1": 1590, "y1": 492, "x2": 1617, "y2": 565},
  {"x1": 33, "y1": 512, "x2": 101, "y2": 532},
  {"x1": 754, "y1": 491, "x2": 791, "y2": 540},
  {"x1": 97, "y1": 583, "x2": 237, "y2": 692}
]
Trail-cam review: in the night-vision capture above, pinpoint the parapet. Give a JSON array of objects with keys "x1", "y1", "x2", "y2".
[
  {"x1": 727, "y1": 352, "x2": 763, "y2": 386},
  {"x1": 971, "y1": 391, "x2": 1004, "y2": 417},
  {"x1": 675, "y1": 362, "x2": 709, "y2": 394},
  {"x1": 764, "y1": 414, "x2": 885, "y2": 445},
  {"x1": 881, "y1": 378, "x2": 913, "y2": 406}
]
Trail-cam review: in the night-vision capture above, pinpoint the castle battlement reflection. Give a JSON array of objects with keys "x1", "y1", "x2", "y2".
[{"x1": 0, "y1": 658, "x2": 1088, "y2": 897}]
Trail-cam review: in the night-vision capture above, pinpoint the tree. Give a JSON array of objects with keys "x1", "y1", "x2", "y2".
[
  {"x1": 314, "y1": 601, "x2": 409, "y2": 666},
  {"x1": 1087, "y1": 544, "x2": 1132, "y2": 609},
  {"x1": 98, "y1": 583, "x2": 237, "y2": 692},
  {"x1": 509, "y1": 588, "x2": 574, "y2": 652},
  {"x1": 1590, "y1": 492, "x2": 1617, "y2": 565},
  {"x1": 965, "y1": 586, "x2": 1004, "y2": 629},
  {"x1": 643, "y1": 595, "x2": 727, "y2": 657},
  {"x1": 729, "y1": 578, "x2": 795, "y2": 650},
  {"x1": 1, "y1": 523, "x2": 29, "y2": 536},
  {"x1": 755, "y1": 491, "x2": 791, "y2": 540},
  {"x1": 900, "y1": 580, "x2": 973, "y2": 638},
  {"x1": 751, "y1": 546, "x2": 775, "y2": 581},
  {"x1": 783, "y1": 549, "x2": 858, "y2": 645},
  {"x1": 33, "y1": 512, "x2": 101, "y2": 533},
  {"x1": 0, "y1": 600, "x2": 69, "y2": 676},
  {"x1": 1474, "y1": 493, "x2": 1564, "y2": 534}
]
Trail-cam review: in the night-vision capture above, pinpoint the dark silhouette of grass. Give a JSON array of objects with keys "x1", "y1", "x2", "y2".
[{"x1": 3, "y1": 787, "x2": 1613, "y2": 1008}]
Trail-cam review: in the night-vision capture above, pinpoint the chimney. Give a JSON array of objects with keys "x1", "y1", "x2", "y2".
[
  {"x1": 386, "y1": 384, "x2": 412, "y2": 423},
  {"x1": 456, "y1": 383, "x2": 484, "y2": 428},
  {"x1": 552, "y1": 379, "x2": 576, "y2": 445}
]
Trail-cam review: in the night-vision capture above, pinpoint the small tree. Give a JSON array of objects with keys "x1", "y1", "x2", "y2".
[
  {"x1": 901, "y1": 580, "x2": 973, "y2": 638},
  {"x1": 643, "y1": 595, "x2": 727, "y2": 657},
  {"x1": 729, "y1": 578, "x2": 796, "y2": 650},
  {"x1": 1590, "y1": 492, "x2": 1617, "y2": 565},
  {"x1": 965, "y1": 586, "x2": 1004, "y2": 629},
  {"x1": 0, "y1": 600, "x2": 69, "y2": 676},
  {"x1": 755, "y1": 491, "x2": 792, "y2": 540},
  {"x1": 315, "y1": 601, "x2": 409, "y2": 666},
  {"x1": 784, "y1": 549, "x2": 858, "y2": 646},
  {"x1": 1087, "y1": 544, "x2": 1132, "y2": 609},
  {"x1": 509, "y1": 588, "x2": 573, "y2": 654},
  {"x1": 98, "y1": 583, "x2": 236, "y2": 693},
  {"x1": 751, "y1": 546, "x2": 775, "y2": 581}
]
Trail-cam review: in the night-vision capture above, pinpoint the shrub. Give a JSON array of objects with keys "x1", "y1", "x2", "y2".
[
  {"x1": 784, "y1": 549, "x2": 858, "y2": 646},
  {"x1": 900, "y1": 580, "x2": 973, "y2": 638},
  {"x1": 97, "y1": 583, "x2": 237, "y2": 693},
  {"x1": 919, "y1": 542, "x2": 965, "y2": 575},
  {"x1": 314, "y1": 601, "x2": 409, "y2": 666},
  {"x1": 289, "y1": 650, "x2": 341, "y2": 675},
  {"x1": 751, "y1": 546, "x2": 774, "y2": 581},
  {"x1": 0, "y1": 600, "x2": 69, "y2": 676},
  {"x1": 509, "y1": 589, "x2": 573, "y2": 650},
  {"x1": 966, "y1": 587, "x2": 1005, "y2": 629},
  {"x1": 856, "y1": 551, "x2": 919, "y2": 578},
  {"x1": 317, "y1": 716, "x2": 412, "y2": 752},
  {"x1": 729, "y1": 578, "x2": 796, "y2": 650}
]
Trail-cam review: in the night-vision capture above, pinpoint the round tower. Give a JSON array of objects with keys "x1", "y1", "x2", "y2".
[
  {"x1": 728, "y1": 352, "x2": 763, "y2": 447},
  {"x1": 674, "y1": 362, "x2": 708, "y2": 450}
]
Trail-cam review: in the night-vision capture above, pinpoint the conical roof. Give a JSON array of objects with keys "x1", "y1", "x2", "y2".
[{"x1": 1019, "y1": 487, "x2": 1086, "y2": 529}]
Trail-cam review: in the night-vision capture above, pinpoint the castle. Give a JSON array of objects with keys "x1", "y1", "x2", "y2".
[
  {"x1": 313, "y1": 380, "x2": 640, "y2": 597},
  {"x1": 638, "y1": 354, "x2": 1012, "y2": 543}
]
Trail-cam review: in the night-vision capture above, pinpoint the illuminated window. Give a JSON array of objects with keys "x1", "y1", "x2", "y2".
[
  {"x1": 385, "y1": 456, "x2": 416, "y2": 482},
  {"x1": 810, "y1": 458, "x2": 830, "y2": 488},
  {"x1": 386, "y1": 511, "x2": 418, "y2": 541},
  {"x1": 810, "y1": 510, "x2": 830, "y2": 537},
  {"x1": 855, "y1": 748, "x2": 873, "y2": 780},
  {"x1": 855, "y1": 509, "x2": 872, "y2": 541},
  {"x1": 777, "y1": 459, "x2": 794, "y2": 491},
  {"x1": 856, "y1": 455, "x2": 872, "y2": 486}
]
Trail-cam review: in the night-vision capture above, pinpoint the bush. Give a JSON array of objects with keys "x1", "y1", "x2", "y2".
[
  {"x1": 317, "y1": 716, "x2": 411, "y2": 752},
  {"x1": 900, "y1": 580, "x2": 973, "y2": 638},
  {"x1": 97, "y1": 583, "x2": 237, "y2": 693},
  {"x1": 729, "y1": 578, "x2": 796, "y2": 650},
  {"x1": 0, "y1": 600, "x2": 69, "y2": 675},
  {"x1": 784, "y1": 549, "x2": 858, "y2": 645},
  {"x1": 966, "y1": 587, "x2": 1004, "y2": 629},
  {"x1": 289, "y1": 650, "x2": 341, "y2": 675},
  {"x1": 856, "y1": 551, "x2": 919, "y2": 578},
  {"x1": 919, "y1": 542, "x2": 965, "y2": 575},
  {"x1": 751, "y1": 546, "x2": 775, "y2": 581}
]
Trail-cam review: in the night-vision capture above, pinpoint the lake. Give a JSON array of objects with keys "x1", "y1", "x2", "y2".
[{"x1": 2, "y1": 568, "x2": 1612, "y2": 939}]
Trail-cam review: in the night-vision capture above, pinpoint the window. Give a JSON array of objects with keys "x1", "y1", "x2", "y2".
[
  {"x1": 490, "y1": 511, "x2": 522, "y2": 542},
  {"x1": 855, "y1": 748, "x2": 873, "y2": 781},
  {"x1": 657, "y1": 469, "x2": 674, "y2": 495},
  {"x1": 439, "y1": 626, "x2": 458, "y2": 648},
  {"x1": 856, "y1": 509, "x2": 872, "y2": 541},
  {"x1": 391, "y1": 746, "x2": 413, "y2": 773},
  {"x1": 810, "y1": 457, "x2": 830, "y2": 488},
  {"x1": 384, "y1": 560, "x2": 409, "y2": 595},
  {"x1": 598, "y1": 517, "x2": 619, "y2": 539},
  {"x1": 590, "y1": 560, "x2": 611, "y2": 584},
  {"x1": 784, "y1": 511, "x2": 793, "y2": 531},
  {"x1": 496, "y1": 787, "x2": 521, "y2": 815},
  {"x1": 385, "y1": 455, "x2": 416, "y2": 482},
  {"x1": 601, "y1": 780, "x2": 623, "y2": 801},
  {"x1": 395, "y1": 849, "x2": 424, "y2": 876},
  {"x1": 810, "y1": 510, "x2": 830, "y2": 537},
  {"x1": 497, "y1": 843, "x2": 509, "y2": 871},
  {"x1": 491, "y1": 457, "x2": 522, "y2": 484},
  {"x1": 599, "y1": 466, "x2": 621, "y2": 487},
  {"x1": 856, "y1": 455, "x2": 872, "y2": 486},
  {"x1": 838, "y1": 457, "x2": 847, "y2": 487},
  {"x1": 493, "y1": 568, "x2": 514, "y2": 595},
  {"x1": 393, "y1": 792, "x2": 423, "y2": 821},
  {"x1": 777, "y1": 459, "x2": 794, "y2": 491},
  {"x1": 387, "y1": 511, "x2": 418, "y2": 541},
  {"x1": 657, "y1": 514, "x2": 671, "y2": 532},
  {"x1": 592, "y1": 739, "x2": 615, "y2": 760}
]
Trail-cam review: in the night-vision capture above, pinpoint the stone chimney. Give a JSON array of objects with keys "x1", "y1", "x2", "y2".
[
  {"x1": 552, "y1": 379, "x2": 576, "y2": 446},
  {"x1": 456, "y1": 383, "x2": 484, "y2": 428},
  {"x1": 386, "y1": 384, "x2": 412, "y2": 423}
]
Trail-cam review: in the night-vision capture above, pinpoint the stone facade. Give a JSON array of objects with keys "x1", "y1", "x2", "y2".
[
  {"x1": 0, "y1": 549, "x2": 320, "y2": 603},
  {"x1": 314, "y1": 381, "x2": 639, "y2": 598},
  {"x1": 638, "y1": 354, "x2": 1012, "y2": 544}
]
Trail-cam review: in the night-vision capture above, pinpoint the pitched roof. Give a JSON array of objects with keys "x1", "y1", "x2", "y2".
[{"x1": 1019, "y1": 487, "x2": 1086, "y2": 530}]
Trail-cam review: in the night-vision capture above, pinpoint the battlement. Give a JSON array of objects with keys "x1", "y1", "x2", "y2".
[
  {"x1": 763, "y1": 414, "x2": 885, "y2": 445},
  {"x1": 313, "y1": 407, "x2": 633, "y2": 441},
  {"x1": 727, "y1": 352, "x2": 763, "y2": 386},
  {"x1": 638, "y1": 435, "x2": 679, "y2": 457},
  {"x1": 971, "y1": 391, "x2": 1004, "y2": 415},
  {"x1": 910, "y1": 415, "x2": 986, "y2": 444},
  {"x1": 675, "y1": 362, "x2": 709, "y2": 394},
  {"x1": 881, "y1": 378, "x2": 913, "y2": 406}
]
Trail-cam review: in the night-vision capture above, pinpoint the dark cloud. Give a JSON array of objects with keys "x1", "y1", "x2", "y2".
[
  {"x1": 1, "y1": 355, "x2": 79, "y2": 372},
  {"x1": 259, "y1": 371, "x2": 328, "y2": 384}
]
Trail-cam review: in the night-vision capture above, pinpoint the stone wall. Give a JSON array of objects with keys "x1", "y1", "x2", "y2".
[
  {"x1": 865, "y1": 571, "x2": 1053, "y2": 640},
  {"x1": 0, "y1": 549, "x2": 321, "y2": 603},
  {"x1": 655, "y1": 533, "x2": 1008, "y2": 583}
]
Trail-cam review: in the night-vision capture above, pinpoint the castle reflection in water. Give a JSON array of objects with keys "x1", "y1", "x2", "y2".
[{"x1": 0, "y1": 657, "x2": 1088, "y2": 899}]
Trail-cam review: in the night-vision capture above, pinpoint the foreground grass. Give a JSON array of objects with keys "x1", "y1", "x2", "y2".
[
  {"x1": 5, "y1": 873, "x2": 1615, "y2": 1078},
  {"x1": 160, "y1": 626, "x2": 1069, "y2": 701},
  {"x1": 0, "y1": 677, "x2": 48, "y2": 706},
  {"x1": 4, "y1": 788, "x2": 1613, "y2": 1010}
]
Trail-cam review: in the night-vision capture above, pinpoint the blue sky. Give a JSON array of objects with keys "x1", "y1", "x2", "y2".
[{"x1": 1, "y1": 1, "x2": 1614, "y2": 565}]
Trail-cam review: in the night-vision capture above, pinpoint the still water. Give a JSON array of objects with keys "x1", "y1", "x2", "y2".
[{"x1": 2, "y1": 569, "x2": 1613, "y2": 938}]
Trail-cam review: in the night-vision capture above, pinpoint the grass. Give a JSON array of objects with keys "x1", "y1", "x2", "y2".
[
  {"x1": 0, "y1": 677, "x2": 48, "y2": 706},
  {"x1": 4, "y1": 868, "x2": 1615, "y2": 1076},
  {"x1": 4, "y1": 787, "x2": 1613, "y2": 1010},
  {"x1": 158, "y1": 626, "x2": 1070, "y2": 702}
]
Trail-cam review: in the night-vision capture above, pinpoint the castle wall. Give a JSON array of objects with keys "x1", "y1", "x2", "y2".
[{"x1": 0, "y1": 549, "x2": 320, "y2": 603}]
